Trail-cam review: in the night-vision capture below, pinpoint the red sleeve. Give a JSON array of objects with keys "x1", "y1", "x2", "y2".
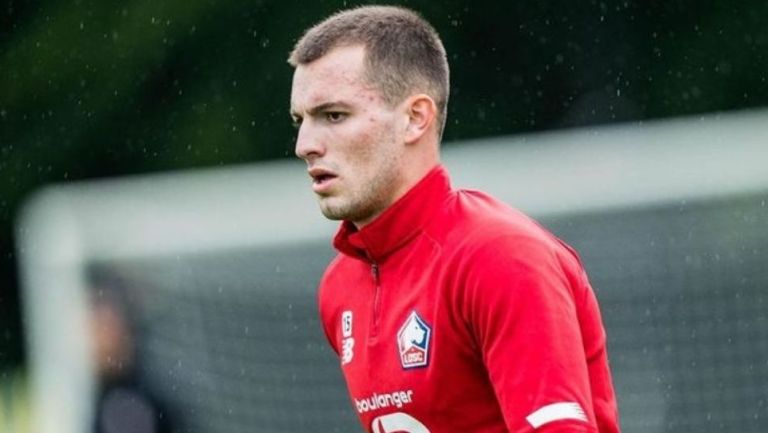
[
  {"x1": 461, "y1": 234, "x2": 599, "y2": 433},
  {"x1": 318, "y1": 285, "x2": 340, "y2": 356},
  {"x1": 318, "y1": 258, "x2": 343, "y2": 357}
]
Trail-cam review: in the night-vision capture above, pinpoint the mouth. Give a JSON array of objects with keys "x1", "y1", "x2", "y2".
[
  {"x1": 308, "y1": 167, "x2": 338, "y2": 192},
  {"x1": 313, "y1": 173, "x2": 336, "y2": 185}
]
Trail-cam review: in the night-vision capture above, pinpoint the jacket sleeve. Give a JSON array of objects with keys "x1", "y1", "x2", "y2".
[
  {"x1": 461, "y1": 234, "x2": 599, "y2": 433},
  {"x1": 317, "y1": 265, "x2": 341, "y2": 357}
]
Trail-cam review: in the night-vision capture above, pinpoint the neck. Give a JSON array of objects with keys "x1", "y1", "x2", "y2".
[{"x1": 352, "y1": 152, "x2": 440, "y2": 229}]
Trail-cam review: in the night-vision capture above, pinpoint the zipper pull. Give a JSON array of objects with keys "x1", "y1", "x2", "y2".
[{"x1": 371, "y1": 263, "x2": 380, "y2": 283}]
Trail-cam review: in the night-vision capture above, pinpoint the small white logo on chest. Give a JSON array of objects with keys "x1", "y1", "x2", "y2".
[
  {"x1": 397, "y1": 311, "x2": 431, "y2": 369},
  {"x1": 341, "y1": 310, "x2": 354, "y2": 365}
]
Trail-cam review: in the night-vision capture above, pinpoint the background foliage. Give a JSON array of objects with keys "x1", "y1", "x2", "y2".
[{"x1": 1, "y1": 0, "x2": 767, "y2": 370}]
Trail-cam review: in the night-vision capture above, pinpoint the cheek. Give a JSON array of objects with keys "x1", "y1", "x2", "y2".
[
  {"x1": 346, "y1": 134, "x2": 379, "y2": 173},
  {"x1": 337, "y1": 113, "x2": 400, "y2": 171},
  {"x1": 341, "y1": 123, "x2": 380, "y2": 161}
]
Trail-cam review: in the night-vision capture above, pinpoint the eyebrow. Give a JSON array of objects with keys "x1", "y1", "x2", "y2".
[{"x1": 290, "y1": 101, "x2": 351, "y2": 118}]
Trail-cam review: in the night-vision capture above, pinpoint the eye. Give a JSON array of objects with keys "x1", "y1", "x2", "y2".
[
  {"x1": 291, "y1": 116, "x2": 303, "y2": 129},
  {"x1": 325, "y1": 111, "x2": 346, "y2": 123}
]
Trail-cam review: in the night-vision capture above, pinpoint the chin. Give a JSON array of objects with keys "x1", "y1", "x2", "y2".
[
  {"x1": 318, "y1": 199, "x2": 348, "y2": 221},
  {"x1": 320, "y1": 198, "x2": 374, "y2": 223},
  {"x1": 320, "y1": 210, "x2": 345, "y2": 221}
]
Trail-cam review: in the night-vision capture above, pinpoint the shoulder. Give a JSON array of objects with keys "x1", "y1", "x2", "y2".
[
  {"x1": 316, "y1": 254, "x2": 361, "y2": 352},
  {"x1": 440, "y1": 188, "x2": 568, "y2": 261},
  {"x1": 436, "y1": 189, "x2": 587, "y2": 297},
  {"x1": 317, "y1": 253, "x2": 357, "y2": 300},
  {"x1": 317, "y1": 252, "x2": 372, "y2": 309}
]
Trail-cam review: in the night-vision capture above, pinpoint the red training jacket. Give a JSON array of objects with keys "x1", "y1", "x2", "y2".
[{"x1": 318, "y1": 165, "x2": 620, "y2": 433}]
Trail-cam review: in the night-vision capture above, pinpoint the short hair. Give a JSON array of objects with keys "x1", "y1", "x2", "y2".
[{"x1": 288, "y1": 6, "x2": 450, "y2": 139}]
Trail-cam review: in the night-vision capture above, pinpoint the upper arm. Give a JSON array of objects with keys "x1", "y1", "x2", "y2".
[{"x1": 461, "y1": 235, "x2": 598, "y2": 433}]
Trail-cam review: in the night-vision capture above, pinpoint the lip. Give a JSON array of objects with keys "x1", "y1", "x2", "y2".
[{"x1": 308, "y1": 167, "x2": 339, "y2": 194}]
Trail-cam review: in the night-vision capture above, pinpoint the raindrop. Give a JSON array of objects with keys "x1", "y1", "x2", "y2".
[{"x1": 716, "y1": 62, "x2": 732, "y2": 75}]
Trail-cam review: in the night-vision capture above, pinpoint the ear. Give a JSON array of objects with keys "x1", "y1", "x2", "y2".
[{"x1": 403, "y1": 94, "x2": 438, "y2": 145}]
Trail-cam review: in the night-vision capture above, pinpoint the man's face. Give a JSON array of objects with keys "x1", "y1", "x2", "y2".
[{"x1": 291, "y1": 45, "x2": 407, "y2": 226}]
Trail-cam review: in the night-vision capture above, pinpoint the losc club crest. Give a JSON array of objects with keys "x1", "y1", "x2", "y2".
[{"x1": 397, "y1": 311, "x2": 431, "y2": 369}]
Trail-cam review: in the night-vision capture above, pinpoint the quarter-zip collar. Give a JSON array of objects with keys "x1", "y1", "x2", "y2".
[{"x1": 333, "y1": 165, "x2": 452, "y2": 263}]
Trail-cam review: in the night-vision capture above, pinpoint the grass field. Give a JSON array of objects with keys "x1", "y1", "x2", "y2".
[{"x1": 0, "y1": 369, "x2": 30, "y2": 433}]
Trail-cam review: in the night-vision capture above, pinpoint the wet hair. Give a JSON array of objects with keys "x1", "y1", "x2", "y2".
[{"x1": 288, "y1": 6, "x2": 450, "y2": 138}]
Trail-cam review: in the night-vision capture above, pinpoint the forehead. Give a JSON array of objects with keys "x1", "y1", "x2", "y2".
[{"x1": 290, "y1": 45, "x2": 381, "y2": 111}]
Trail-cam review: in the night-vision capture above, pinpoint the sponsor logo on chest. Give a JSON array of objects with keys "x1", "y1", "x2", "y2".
[{"x1": 397, "y1": 311, "x2": 432, "y2": 369}]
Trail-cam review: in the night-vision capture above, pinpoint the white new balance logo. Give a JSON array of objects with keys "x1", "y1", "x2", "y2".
[{"x1": 341, "y1": 310, "x2": 354, "y2": 365}]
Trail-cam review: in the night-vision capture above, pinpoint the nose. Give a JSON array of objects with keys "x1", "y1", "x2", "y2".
[{"x1": 294, "y1": 121, "x2": 324, "y2": 161}]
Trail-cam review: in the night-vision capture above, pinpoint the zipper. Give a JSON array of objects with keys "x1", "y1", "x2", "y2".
[{"x1": 370, "y1": 262, "x2": 381, "y2": 339}]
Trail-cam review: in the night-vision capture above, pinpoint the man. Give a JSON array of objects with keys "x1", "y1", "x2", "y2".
[
  {"x1": 289, "y1": 6, "x2": 620, "y2": 433},
  {"x1": 88, "y1": 273, "x2": 178, "y2": 433}
]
